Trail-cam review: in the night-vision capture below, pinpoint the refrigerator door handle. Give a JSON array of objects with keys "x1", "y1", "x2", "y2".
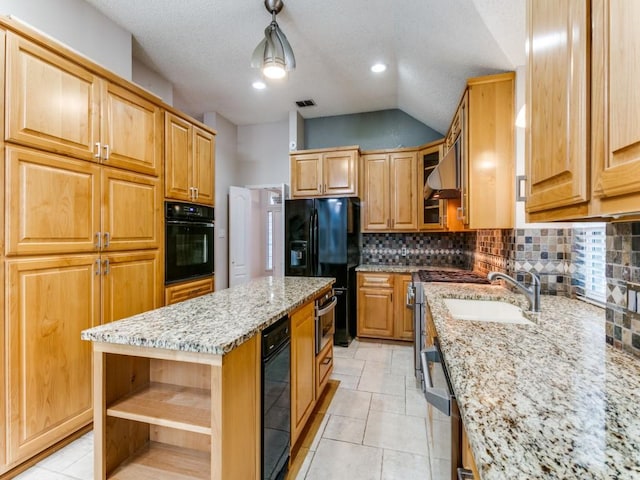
[
  {"x1": 308, "y1": 211, "x2": 315, "y2": 276},
  {"x1": 312, "y1": 209, "x2": 319, "y2": 275}
]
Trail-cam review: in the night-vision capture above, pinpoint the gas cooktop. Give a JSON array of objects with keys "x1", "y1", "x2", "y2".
[{"x1": 415, "y1": 270, "x2": 490, "y2": 284}]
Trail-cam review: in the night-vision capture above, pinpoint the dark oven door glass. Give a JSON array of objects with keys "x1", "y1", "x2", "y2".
[{"x1": 165, "y1": 221, "x2": 214, "y2": 284}]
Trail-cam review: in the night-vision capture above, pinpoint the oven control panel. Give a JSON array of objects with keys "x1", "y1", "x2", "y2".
[{"x1": 166, "y1": 201, "x2": 215, "y2": 222}]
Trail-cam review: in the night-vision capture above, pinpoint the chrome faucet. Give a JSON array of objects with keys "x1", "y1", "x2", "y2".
[{"x1": 487, "y1": 271, "x2": 541, "y2": 313}]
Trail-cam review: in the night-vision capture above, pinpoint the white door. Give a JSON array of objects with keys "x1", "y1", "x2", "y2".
[{"x1": 229, "y1": 186, "x2": 251, "y2": 287}]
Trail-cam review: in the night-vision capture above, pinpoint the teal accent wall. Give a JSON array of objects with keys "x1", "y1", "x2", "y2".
[{"x1": 304, "y1": 109, "x2": 443, "y2": 150}]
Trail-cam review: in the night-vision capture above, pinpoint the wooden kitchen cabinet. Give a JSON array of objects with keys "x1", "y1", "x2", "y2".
[
  {"x1": 362, "y1": 150, "x2": 418, "y2": 232},
  {"x1": 418, "y1": 141, "x2": 447, "y2": 231},
  {"x1": 4, "y1": 146, "x2": 162, "y2": 256},
  {"x1": 461, "y1": 422, "x2": 481, "y2": 479},
  {"x1": 165, "y1": 276, "x2": 215, "y2": 305},
  {"x1": 358, "y1": 272, "x2": 415, "y2": 341},
  {"x1": 457, "y1": 73, "x2": 515, "y2": 229},
  {"x1": 291, "y1": 301, "x2": 316, "y2": 448},
  {"x1": 590, "y1": 0, "x2": 640, "y2": 216},
  {"x1": 5, "y1": 32, "x2": 163, "y2": 177},
  {"x1": 5, "y1": 255, "x2": 100, "y2": 464},
  {"x1": 357, "y1": 272, "x2": 395, "y2": 338},
  {"x1": 393, "y1": 274, "x2": 414, "y2": 341},
  {"x1": 93, "y1": 334, "x2": 260, "y2": 479},
  {"x1": 165, "y1": 112, "x2": 216, "y2": 206},
  {"x1": 525, "y1": 0, "x2": 589, "y2": 221},
  {"x1": 315, "y1": 341, "x2": 333, "y2": 400},
  {"x1": 290, "y1": 146, "x2": 359, "y2": 198}
]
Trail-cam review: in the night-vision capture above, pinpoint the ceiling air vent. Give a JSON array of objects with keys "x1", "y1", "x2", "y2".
[{"x1": 295, "y1": 99, "x2": 316, "y2": 107}]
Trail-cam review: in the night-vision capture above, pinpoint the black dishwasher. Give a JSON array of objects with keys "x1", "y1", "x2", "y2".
[{"x1": 262, "y1": 316, "x2": 291, "y2": 480}]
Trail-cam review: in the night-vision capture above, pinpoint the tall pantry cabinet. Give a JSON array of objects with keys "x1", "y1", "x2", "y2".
[{"x1": 0, "y1": 19, "x2": 165, "y2": 474}]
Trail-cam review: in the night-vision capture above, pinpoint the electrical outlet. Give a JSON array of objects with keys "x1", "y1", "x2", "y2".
[
  {"x1": 627, "y1": 282, "x2": 640, "y2": 313},
  {"x1": 401, "y1": 247, "x2": 407, "y2": 257}
]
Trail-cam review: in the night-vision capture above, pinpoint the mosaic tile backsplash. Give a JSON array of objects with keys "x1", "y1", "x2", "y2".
[
  {"x1": 361, "y1": 232, "x2": 474, "y2": 267},
  {"x1": 605, "y1": 222, "x2": 640, "y2": 357}
]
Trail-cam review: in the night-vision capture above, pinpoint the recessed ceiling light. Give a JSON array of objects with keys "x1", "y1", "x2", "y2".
[
  {"x1": 252, "y1": 81, "x2": 267, "y2": 90},
  {"x1": 371, "y1": 63, "x2": 387, "y2": 73}
]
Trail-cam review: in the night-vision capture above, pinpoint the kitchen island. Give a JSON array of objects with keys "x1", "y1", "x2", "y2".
[
  {"x1": 424, "y1": 283, "x2": 640, "y2": 479},
  {"x1": 81, "y1": 276, "x2": 334, "y2": 480}
]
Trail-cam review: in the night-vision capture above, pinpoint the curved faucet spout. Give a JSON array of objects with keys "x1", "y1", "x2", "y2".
[{"x1": 487, "y1": 271, "x2": 541, "y2": 313}]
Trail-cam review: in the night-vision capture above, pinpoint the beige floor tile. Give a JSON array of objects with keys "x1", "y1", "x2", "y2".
[
  {"x1": 405, "y1": 387, "x2": 428, "y2": 418},
  {"x1": 36, "y1": 437, "x2": 92, "y2": 472},
  {"x1": 293, "y1": 449, "x2": 315, "y2": 480},
  {"x1": 427, "y1": 418, "x2": 453, "y2": 461},
  {"x1": 363, "y1": 410, "x2": 428, "y2": 456},
  {"x1": 327, "y1": 388, "x2": 372, "y2": 420},
  {"x1": 13, "y1": 467, "x2": 77, "y2": 480},
  {"x1": 333, "y1": 356, "x2": 366, "y2": 376},
  {"x1": 308, "y1": 413, "x2": 330, "y2": 452},
  {"x1": 62, "y1": 451, "x2": 94, "y2": 479},
  {"x1": 355, "y1": 347, "x2": 393, "y2": 364},
  {"x1": 305, "y1": 439, "x2": 383, "y2": 480},
  {"x1": 323, "y1": 414, "x2": 367, "y2": 444},
  {"x1": 370, "y1": 393, "x2": 405, "y2": 415},
  {"x1": 381, "y1": 449, "x2": 431, "y2": 480},
  {"x1": 333, "y1": 345, "x2": 357, "y2": 358},
  {"x1": 330, "y1": 372, "x2": 360, "y2": 390},
  {"x1": 358, "y1": 370, "x2": 406, "y2": 396}
]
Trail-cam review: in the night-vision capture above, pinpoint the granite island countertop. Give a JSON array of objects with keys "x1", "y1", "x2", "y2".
[
  {"x1": 424, "y1": 283, "x2": 640, "y2": 480},
  {"x1": 81, "y1": 276, "x2": 334, "y2": 355}
]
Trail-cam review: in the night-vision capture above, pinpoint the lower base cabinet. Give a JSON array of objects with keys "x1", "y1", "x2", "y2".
[
  {"x1": 357, "y1": 272, "x2": 414, "y2": 341},
  {"x1": 93, "y1": 334, "x2": 260, "y2": 480},
  {"x1": 291, "y1": 302, "x2": 316, "y2": 448},
  {"x1": 461, "y1": 422, "x2": 480, "y2": 479},
  {"x1": 165, "y1": 276, "x2": 215, "y2": 305}
]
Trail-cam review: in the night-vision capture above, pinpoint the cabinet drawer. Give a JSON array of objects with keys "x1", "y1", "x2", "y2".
[
  {"x1": 358, "y1": 272, "x2": 394, "y2": 289},
  {"x1": 165, "y1": 277, "x2": 214, "y2": 305},
  {"x1": 316, "y1": 342, "x2": 333, "y2": 396}
]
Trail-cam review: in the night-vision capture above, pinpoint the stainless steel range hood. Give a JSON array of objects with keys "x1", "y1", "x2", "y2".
[{"x1": 423, "y1": 146, "x2": 460, "y2": 200}]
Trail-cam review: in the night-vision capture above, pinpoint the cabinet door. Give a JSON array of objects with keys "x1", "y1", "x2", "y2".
[
  {"x1": 101, "y1": 82, "x2": 162, "y2": 176},
  {"x1": 165, "y1": 276, "x2": 214, "y2": 305},
  {"x1": 591, "y1": 0, "x2": 640, "y2": 215},
  {"x1": 357, "y1": 273, "x2": 394, "y2": 339},
  {"x1": 362, "y1": 154, "x2": 390, "y2": 231},
  {"x1": 525, "y1": 0, "x2": 589, "y2": 216},
  {"x1": 101, "y1": 167, "x2": 161, "y2": 251},
  {"x1": 164, "y1": 112, "x2": 192, "y2": 202},
  {"x1": 389, "y1": 152, "x2": 418, "y2": 231},
  {"x1": 290, "y1": 302, "x2": 315, "y2": 446},
  {"x1": 193, "y1": 126, "x2": 215, "y2": 206},
  {"x1": 5, "y1": 33, "x2": 100, "y2": 161},
  {"x1": 418, "y1": 144, "x2": 445, "y2": 231},
  {"x1": 393, "y1": 275, "x2": 414, "y2": 341},
  {"x1": 6, "y1": 255, "x2": 99, "y2": 463},
  {"x1": 290, "y1": 154, "x2": 322, "y2": 197},
  {"x1": 323, "y1": 150, "x2": 357, "y2": 196},
  {"x1": 5, "y1": 146, "x2": 101, "y2": 255},
  {"x1": 101, "y1": 250, "x2": 162, "y2": 324}
]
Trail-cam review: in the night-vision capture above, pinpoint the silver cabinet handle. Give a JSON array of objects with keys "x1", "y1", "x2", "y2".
[
  {"x1": 95, "y1": 258, "x2": 101, "y2": 275},
  {"x1": 103, "y1": 258, "x2": 110, "y2": 275},
  {"x1": 194, "y1": 187, "x2": 199, "y2": 199},
  {"x1": 94, "y1": 142, "x2": 101, "y2": 159},
  {"x1": 103, "y1": 232, "x2": 110, "y2": 248},
  {"x1": 95, "y1": 232, "x2": 102, "y2": 249},
  {"x1": 324, "y1": 183, "x2": 327, "y2": 194},
  {"x1": 103, "y1": 144, "x2": 110, "y2": 161},
  {"x1": 456, "y1": 207, "x2": 464, "y2": 221},
  {"x1": 318, "y1": 184, "x2": 322, "y2": 194}
]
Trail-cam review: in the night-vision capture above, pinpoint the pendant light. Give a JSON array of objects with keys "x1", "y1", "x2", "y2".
[{"x1": 251, "y1": 0, "x2": 296, "y2": 79}]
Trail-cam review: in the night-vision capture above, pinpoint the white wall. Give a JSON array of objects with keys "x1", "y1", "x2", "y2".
[
  {"x1": 203, "y1": 112, "x2": 239, "y2": 291},
  {"x1": 1, "y1": 0, "x2": 132, "y2": 79},
  {"x1": 237, "y1": 121, "x2": 290, "y2": 186},
  {"x1": 132, "y1": 59, "x2": 173, "y2": 105}
]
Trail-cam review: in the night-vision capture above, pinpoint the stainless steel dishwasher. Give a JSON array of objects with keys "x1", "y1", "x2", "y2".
[{"x1": 421, "y1": 339, "x2": 473, "y2": 480}]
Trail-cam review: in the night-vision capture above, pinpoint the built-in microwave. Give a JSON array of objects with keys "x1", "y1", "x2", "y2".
[{"x1": 165, "y1": 201, "x2": 215, "y2": 285}]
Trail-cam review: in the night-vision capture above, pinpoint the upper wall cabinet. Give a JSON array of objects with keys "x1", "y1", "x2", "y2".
[
  {"x1": 362, "y1": 150, "x2": 417, "y2": 232},
  {"x1": 526, "y1": 0, "x2": 640, "y2": 221},
  {"x1": 5, "y1": 33, "x2": 162, "y2": 176},
  {"x1": 165, "y1": 112, "x2": 216, "y2": 205},
  {"x1": 290, "y1": 146, "x2": 358, "y2": 198},
  {"x1": 590, "y1": 0, "x2": 640, "y2": 216},
  {"x1": 525, "y1": 0, "x2": 589, "y2": 220},
  {"x1": 455, "y1": 73, "x2": 515, "y2": 229},
  {"x1": 418, "y1": 141, "x2": 447, "y2": 231}
]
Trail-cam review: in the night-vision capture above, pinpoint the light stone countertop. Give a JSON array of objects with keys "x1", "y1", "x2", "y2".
[
  {"x1": 424, "y1": 283, "x2": 640, "y2": 479},
  {"x1": 356, "y1": 264, "x2": 464, "y2": 273},
  {"x1": 81, "y1": 276, "x2": 334, "y2": 355}
]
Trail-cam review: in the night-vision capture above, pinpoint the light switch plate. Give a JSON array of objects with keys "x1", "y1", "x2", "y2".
[{"x1": 628, "y1": 289, "x2": 637, "y2": 312}]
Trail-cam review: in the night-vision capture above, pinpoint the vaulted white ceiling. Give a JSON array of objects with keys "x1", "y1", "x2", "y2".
[{"x1": 83, "y1": 0, "x2": 525, "y2": 133}]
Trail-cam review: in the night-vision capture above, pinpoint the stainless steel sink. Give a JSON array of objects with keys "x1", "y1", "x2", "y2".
[{"x1": 443, "y1": 298, "x2": 533, "y2": 325}]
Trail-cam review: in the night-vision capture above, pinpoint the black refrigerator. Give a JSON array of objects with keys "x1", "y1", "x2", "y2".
[{"x1": 285, "y1": 197, "x2": 360, "y2": 346}]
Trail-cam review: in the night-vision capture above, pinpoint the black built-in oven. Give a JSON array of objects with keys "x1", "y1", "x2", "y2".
[{"x1": 165, "y1": 201, "x2": 214, "y2": 285}]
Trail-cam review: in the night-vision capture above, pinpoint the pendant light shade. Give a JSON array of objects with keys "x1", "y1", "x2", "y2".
[{"x1": 251, "y1": 0, "x2": 296, "y2": 79}]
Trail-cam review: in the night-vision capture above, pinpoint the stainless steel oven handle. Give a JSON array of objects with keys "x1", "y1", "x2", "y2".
[
  {"x1": 315, "y1": 296, "x2": 338, "y2": 316},
  {"x1": 166, "y1": 221, "x2": 214, "y2": 228},
  {"x1": 421, "y1": 347, "x2": 452, "y2": 416}
]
